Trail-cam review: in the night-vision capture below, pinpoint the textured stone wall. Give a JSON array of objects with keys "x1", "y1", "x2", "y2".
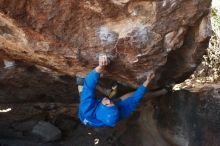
[
  {"x1": 0, "y1": 59, "x2": 77, "y2": 103},
  {"x1": 135, "y1": 84, "x2": 220, "y2": 146},
  {"x1": 0, "y1": 0, "x2": 211, "y2": 87}
]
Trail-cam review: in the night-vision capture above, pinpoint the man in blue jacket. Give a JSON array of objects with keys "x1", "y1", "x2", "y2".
[{"x1": 78, "y1": 55, "x2": 157, "y2": 128}]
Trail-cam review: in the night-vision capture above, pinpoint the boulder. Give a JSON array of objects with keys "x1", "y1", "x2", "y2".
[
  {"x1": 0, "y1": 0, "x2": 212, "y2": 87},
  {"x1": 32, "y1": 121, "x2": 61, "y2": 142},
  {"x1": 0, "y1": 60, "x2": 78, "y2": 103},
  {"x1": 134, "y1": 83, "x2": 220, "y2": 146}
]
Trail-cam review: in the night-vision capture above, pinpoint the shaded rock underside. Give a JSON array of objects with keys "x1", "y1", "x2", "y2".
[
  {"x1": 0, "y1": 0, "x2": 212, "y2": 87},
  {"x1": 0, "y1": 65, "x2": 220, "y2": 146},
  {"x1": 0, "y1": 1, "x2": 218, "y2": 146}
]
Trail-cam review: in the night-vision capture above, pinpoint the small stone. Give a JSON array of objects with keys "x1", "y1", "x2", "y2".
[
  {"x1": 32, "y1": 121, "x2": 61, "y2": 142},
  {"x1": 13, "y1": 120, "x2": 37, "y2": 132}
]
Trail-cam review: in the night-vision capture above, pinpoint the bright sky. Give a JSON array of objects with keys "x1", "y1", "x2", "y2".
[{"x1": 213, "y1": 0, "x2": 220, "y2": 8}]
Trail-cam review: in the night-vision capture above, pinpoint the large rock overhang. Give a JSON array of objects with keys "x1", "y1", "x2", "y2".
[{"x1": 0, "y1": 0, "x2": 212, "y2": 88}]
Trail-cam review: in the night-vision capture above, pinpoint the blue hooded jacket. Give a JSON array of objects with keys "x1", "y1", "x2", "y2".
[{"x1": 79, "y1": 69, "x2": 149, "y2": 128}]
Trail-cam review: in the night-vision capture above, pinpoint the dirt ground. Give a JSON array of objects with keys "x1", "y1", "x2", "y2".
[{"x1": 0, "y1": 102, "x2": 142, "y2": 146}]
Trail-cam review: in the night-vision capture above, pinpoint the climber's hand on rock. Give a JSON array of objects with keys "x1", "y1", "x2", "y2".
[
  {"x1": 143, "y1": 71, "x2": 155, "y2": 87},
  {"x1": 99, "y1": 54, "x2": 110, "y2": 67},
  {"x1": 96, "y1": 54, "x2": 110, "y2": 73}
]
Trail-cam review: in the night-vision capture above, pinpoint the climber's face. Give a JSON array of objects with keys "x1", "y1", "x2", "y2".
[{"x1": 102, "y1": 97, "x2": 115, "y2": 107}]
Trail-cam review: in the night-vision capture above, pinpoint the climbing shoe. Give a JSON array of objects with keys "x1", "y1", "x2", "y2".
[{"x1": 108, "y1": 82, "x2": 118, "y2": 99}]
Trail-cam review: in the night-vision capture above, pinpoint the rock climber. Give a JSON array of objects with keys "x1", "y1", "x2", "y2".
[{"x1": 77, "y1": 54, "x2": 167, "y2": 128}]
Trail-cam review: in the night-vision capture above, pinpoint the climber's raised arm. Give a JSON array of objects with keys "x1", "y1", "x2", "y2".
[
  {"x1": 116, "y1": 72, "x2": 155, "y2": 118},
  {"x1": 79, "y1": 54, "x2": 110, "y2": 117}
]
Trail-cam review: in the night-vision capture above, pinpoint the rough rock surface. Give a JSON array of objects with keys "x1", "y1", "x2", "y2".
[
  {"x1": 0, "y1": 0, "x2": 212, "y2": 87},
  {"x1": 1, "y1": 83, "x2": 220, "y2": 146},
  {"x1": 0, "y1": 59, "x2": 131, "y2": 102},
  {"x1": 0, "y1": 59, "x2": 78, "y2": 103},
  {"x1": 32, "y1": 121, "x2": 62, "y2": 142},
  {"x1": 136, "y1": 84, "x2": 220, "y2": 146}
]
